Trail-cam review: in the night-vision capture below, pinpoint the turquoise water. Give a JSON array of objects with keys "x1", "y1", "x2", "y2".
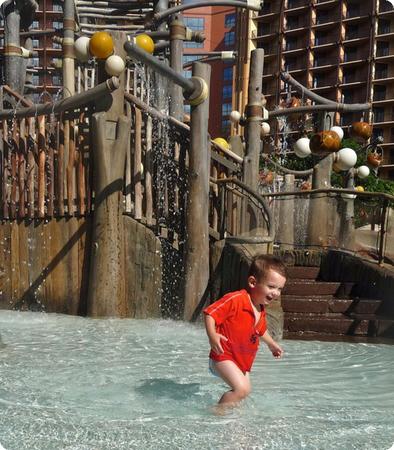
[{"x1": 0, "y1": 311, "x2": 393, "y2": 450}]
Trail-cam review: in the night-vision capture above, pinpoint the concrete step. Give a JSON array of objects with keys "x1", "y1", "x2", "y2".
[
  {"x1": 282, "y1": 281, "x2": 354, "y2": 297},
  {"x1": 286, "y1": 266, "x2": 320, "y2": 280},
  {"x1": 282, "y1": 296, "x2": 383, "y2": 315},
  {"x1": 284, "y1": 312, "x2": 370, "y2": 335}
]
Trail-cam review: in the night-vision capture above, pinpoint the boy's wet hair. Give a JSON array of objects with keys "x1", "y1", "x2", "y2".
[{"x1": 248, "y1": 254, "x2": 287, "y2": 281}]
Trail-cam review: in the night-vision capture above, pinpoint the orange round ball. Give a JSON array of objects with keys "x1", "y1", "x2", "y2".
[
  {"x1": 135, "y1": 34, "x2": 155, "y2": 54},
  {"x1": 89, "y1": 31, "x2": 114, "y2": 59}
]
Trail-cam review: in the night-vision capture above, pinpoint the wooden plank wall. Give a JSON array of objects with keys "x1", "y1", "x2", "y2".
[{"x1": 0, "y1": 216, "x2": 162, "y2": 317}]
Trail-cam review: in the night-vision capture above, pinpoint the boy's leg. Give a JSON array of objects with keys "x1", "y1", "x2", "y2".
[{"x1": 213, "y1": 360, "x2": 251, "y2": 405}]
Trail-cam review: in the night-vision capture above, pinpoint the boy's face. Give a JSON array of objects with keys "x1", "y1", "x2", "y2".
[{"x1": 247, "y1": 269, "x2": 286, "y2": 307}]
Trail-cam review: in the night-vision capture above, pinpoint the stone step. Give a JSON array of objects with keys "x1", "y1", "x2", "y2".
[
  {"x1": 281, "y1": 296, "x2": 383, "y2": 314},
  {"x1": 286, "y1": 266, "x2": 320, "y2": 280},
  {"x1": 284, "y1": 313, "x2": 370, "y2": 335},
  {"x1": 283, "y1": 331, "x2": 394, "y2": 343},
  {"x1": 282, "y1": 281, "x2": 354, "y2": 297}
]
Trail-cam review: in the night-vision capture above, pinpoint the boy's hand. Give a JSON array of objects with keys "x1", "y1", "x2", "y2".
[
  {"x1": 209, "y1": 333, "x2": 228, "y2": 355},
  {"x1": 268, "y1": 341, "x2": 283, "y2": 359}
]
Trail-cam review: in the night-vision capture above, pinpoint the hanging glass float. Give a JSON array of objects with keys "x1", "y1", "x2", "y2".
[
  {"x1": 309, "y1": 130, "x2": 341, "y2": 154},
  {"x1": 350, "y1": 121, "x2": 372, "y2": 142}
]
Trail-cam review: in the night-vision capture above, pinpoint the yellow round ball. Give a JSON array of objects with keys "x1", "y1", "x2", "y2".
[
  {"x1": 135, "y1": 34, "x2": 155, "y2": 54},
  {"x1": 89, "y1": 32, "x2": 114, "y2": 59},
  {"x1": 213, "y1": 137, "x2": 229, "y2": 150},
  {"x1": 355, "y1": 185, "x2": 365, "y2": 192}
]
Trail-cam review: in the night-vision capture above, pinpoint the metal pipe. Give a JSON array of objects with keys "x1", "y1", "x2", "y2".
[
  {"x1": 261, "y1": 154, "x2": 313, "y2": 176},
  {"x1": 213, "y1": 177, "x2": 274, "y2": 242},
  {"x1": 146, "y1": 0, "x2": 261, "y2": 27},
  {"x1": 0, "y1": 77, "x2": 119, "y2": 119},
  {"x1": 124, "y1": 41, "x2": 195, "y2": 93},
  {"x1": 281, "y1": 71, "x2": 371, "y2": 111},
  {"x1": 269, "y1": 103, "x2": 371, "y2": 118}
]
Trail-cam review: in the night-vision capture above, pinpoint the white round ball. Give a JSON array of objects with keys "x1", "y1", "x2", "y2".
[
  {"x1": 74, "y1": 36, "x2": 91, "y2": 62},
  {"x1": 336, "y1": 147, "x2": 357, "y2": 171},
  {"x1": 230, "y1": 110, "x2": 241, "y2": 123},
  {"x1": 105, "y1": 55, "x2": 126, "y2": 76},
  {"x1": 330, "y1": 126, "x2": 344, "y2": 141},
  {"x1": 294, "y1": 137, "x2": 311, "y2": 158},
  {"x1": 261, "y1": 122, "x2": 271, "y2": 136},
  {"x1": 357, "y1": 165, "x2": 370, "y2": 179}
]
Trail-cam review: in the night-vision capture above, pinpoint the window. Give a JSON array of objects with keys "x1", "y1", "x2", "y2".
[
  {"x1": 285, "y1": 38, "x2": 297, "y2": 51},
  {"x1": 225, "y1": 13, "x2": 236, "y2": 28},
  {"x1": 373, "y1": 128, "x2": 384, "y2": 139},
  {"x1": 374, "y1": 85, "x2": 386, "y2": 101},
  {"x1": 373, "y1": 107, "x2": 385, "y2": 123},
  {"x1": 343, "y1": 69, "x2": 356, "y2": 83},
  {"x1": 52, "y1": 41, "x2": 61, "y2": 49},
  {"x1": 346, "y1": 4, "x2": 360, "y2": 18},
  {"x1": 53, "y1": 21, "x2": 63, "y2": 30},
  {"x1": 285, "y1": 57, "x2": 297, "y2": 71},
  {"x1": 377, "y1": 41, "x2": 390, "y2": 57},
  {"x1": 222, "y1": 119, "x2": 230, "y2": 131},
  {"x1": 222, "y1": 85, "x2": 232, "y2": 99},
  {"x1": 344, "y1": 47, "x2": 357, "y2": 62},
  {"x1": 375, "y1": 63, "x2": 388, "y2": 79},
  {"x1": 52, "y1": 2, "x2": 62, "y2": 11},
  {"x1": 223, "y1": 67, "x2": 233, "y2": 81},
  {"x1": 32, "y1": 39, "x2": 40, "y2": 48},
  {"x1": 224, "y1": 31, "x2": 235, "y2": 47},
  {"x1": 184, "y1": 17, "x2": 204, "y2": 48},
  {"x1": 315, "y1": 31, "x2": 327, "y2": 46},
  {"x1": 341, "y1": 90, "x2": 354, "y2": 103},
  {"x1": 316, "y1": 11, "x2": 329, "y2": 25},
  {"x1": 52, "y1": 75, "x2": 62, "y2": 85},
  {"x1": 378, "y1": 20, "x2": 391, "y2": 35},
  {"x1": 346, "y1": 25, "x2": 359, "y2": 40},
  {"x1": 184, "y1": 104, "x2": 191, "y2": 115},
  {"x1": 32, "y1": 57, "x2": 40, "y2": 67},
  {"x1": 31, "y1": 20, "x2": 39, "y2": 29},
  {"x1": 286, "y1": 16, "x2": 299, "y2": 30},
  {"x1": 222, "y1": 103, "x2": 232, "y2": 116},
  {"x1": 32, "y1": 74, "x2": 40, "y2": 86}
]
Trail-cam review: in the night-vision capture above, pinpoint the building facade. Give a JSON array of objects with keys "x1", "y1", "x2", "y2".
[
  {"x1": 235, "y1": 0, "x2": 394, "y2": 178},
  {"x1": 183, "y1": 5, "x2": 236, "y2": 139},
  {"x1": 0, "y1": 0, "x2": 63, "y2": 101}
]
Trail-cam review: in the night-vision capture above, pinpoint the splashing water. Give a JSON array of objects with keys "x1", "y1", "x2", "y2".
[{"x1": 0, "y1": 311, "x2": 393, "y2": 450}]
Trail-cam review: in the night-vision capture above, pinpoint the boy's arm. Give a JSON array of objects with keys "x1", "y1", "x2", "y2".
[
  {"x1": 261, "y1": 330, "x2": 283, "y2": 359},
  {"x1": 204, "y1": 313, "x2": 228, "y2": 354}
]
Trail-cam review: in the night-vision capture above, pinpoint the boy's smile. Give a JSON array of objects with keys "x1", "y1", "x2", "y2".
[{"x1": 248, "y1": 269, "x2": 286, "y2": 307}]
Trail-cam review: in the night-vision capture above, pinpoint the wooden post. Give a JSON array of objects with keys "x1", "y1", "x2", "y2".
[
  {"x1": 37, "y1": 115, "x2": 46, "y2": 218},
  {"x1": 277, "y1": 174, "x2": 295, "y2": 249},
  {"x1": 241, "y1": 49, "x2": 264, "y2": 233},
  {"x1": 87, "y1": 31, "x2": 130, "y2": 317},
  {"x1": 133, "y1": 106, "x2": 142, "y2": 220},
  {"x1": 307, "y1": 112, "x2": 335, "y2": 247},
  {"x1": 183, "y1": 62, "x2": 211, "y2": 321}
]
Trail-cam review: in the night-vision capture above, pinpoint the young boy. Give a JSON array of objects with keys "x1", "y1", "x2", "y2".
[{"x1": 204, "y1": 254, "x2": 287, "y2": 406}]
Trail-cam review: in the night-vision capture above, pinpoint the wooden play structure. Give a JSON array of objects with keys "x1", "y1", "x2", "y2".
[{"x1": 0, "y1": 0, "x2": 393, "y2": 339}]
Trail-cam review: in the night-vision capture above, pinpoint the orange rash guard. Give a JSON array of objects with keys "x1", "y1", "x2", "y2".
[{"x1": 203, "y1": 289, "x2": 267, "y2": 373}]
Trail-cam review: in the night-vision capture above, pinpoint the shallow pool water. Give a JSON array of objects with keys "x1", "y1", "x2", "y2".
[{"x1": 0, "y1": 311, "x2": 393, "y2": 450}]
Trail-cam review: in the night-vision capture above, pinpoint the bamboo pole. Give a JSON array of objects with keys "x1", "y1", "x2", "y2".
[
  {"x1": 37, "y1": 115, "x2": 46, "y2": 218},
  {"x1": 67, "y1": 120, "x2": 76, "y2": 215},
  {"x1": 133, "y1": 107, "x2": 143, "y2": 220},
  {"x1": 57, "y1": 120, "x2": 65, "y2": 215},
  {"x1": 10, "y1": 122, "x2": 18, "y2": 218},
  {"x1": 145, "y1": 114, "x2": 153, "y2": 225},
  {"x1": 26, "y1": 117, "x2": 35, "y2": 218},
  {"x1": 18, "y1": 118, "x2": 27, "y2": 218},
  {"x1": 2, "y1": 120, "x2": 10, "y2": 219},
  {"x1": 47, "y1": 124, "x2": 55, "y2": 217}
]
